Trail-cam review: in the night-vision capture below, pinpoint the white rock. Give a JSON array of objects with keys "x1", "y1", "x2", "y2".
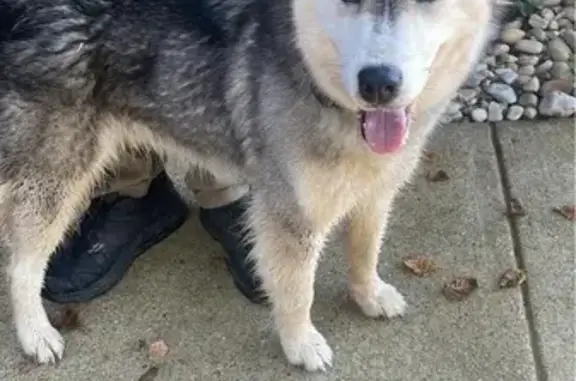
[
  {"x1": 548, "y1": 20, "x2": 559, "y2": 30},
  {"x1": 456, "y1": 10, "x2": 576, "y2": 123},
  {"x1": 536, "y1": 59, "x2": 554, "y2": 74},
  {"x1": 551, "y1": 62, "x2": 572, "y2": 78},
  {"x1": 557, "y1": 18, "x2": 573, "y2": 29},
  {"x1": 506, "y1": 62, "x2": 519, "y2": 72},
  {"x1": 522, "y1": 77, "x2": 541, "y2": 93},
  {"x1": 515, "y1": 39, "x2": 545, "y2": 54},
  {"x1": 506, "y1": 105, "x2": 524, "y2": 121},
  {"x1": 488, "y1": 102, "x2": 504, "y2": 122},
  {"x1": 517, "y1": 75, "x2": 533, "y2": 85},
  {"x1": 523, "y1": 107, "x2": 538, "y2": 119},
  {"x1": 471, "y1": 108, "x2": 488, "y2": 122},
  {"x1": 486, "y1": 83, "x2": 518, "y2": 104},
  {"x1": 545, "y1": 31, "x2": 559, "y2": 41},
  {"x1": 495, "y1": 68, "x2": 519, "y2": 84},
  {"x1": 517, "y1": 55, "x2": 540, "y2": 66},
  {"x1": 564, "y1": 6, "x2": 575, "y2": 22},
  {"x1": 458, "y1": 88, "x2": 478, "y2": 104},
  {"x1": 518, "y1": 92, "x2": 539, "y2": 107},
  {"x1": 538, "y1": 91, "x2": 576, "y2": 117},
  {"x1": 500, "y1": 28, "x2": 526, "y2": 44},
  {"x1": 540, "y1": 79, "x2": 573, "y2": 95},
  {"x1": 465, "y1": 70, "x2": 490, "y2": 87},
  {"x1": 528, "y1": 14, "x2": 549, "y2": 29},
  {"x1": 541, "y1": 8, "x2": 555, "y2": 21},
  {"x1": 561, "y1": 29, "x2": 576, "y2": 51},
  {"x1": 529, "y1": 28, "x2": 547, "y2": 42},
  {"x1": 518, "y1": 65, "x2": 536, "y2": 76},
  {"x1": 492, "y1": 43, "x2": 510, "y2": 56},
  {"x1": 501, "y1": 54, "x2": 517, "y2": 63},
  {"x1": 548, "y1": 38, "x2": 572, "y2": 61}
]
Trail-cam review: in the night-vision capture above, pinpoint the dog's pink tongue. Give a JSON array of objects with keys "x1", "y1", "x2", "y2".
[{"x1": 362, "y1": 109, "x2": 408, "y2": 154}]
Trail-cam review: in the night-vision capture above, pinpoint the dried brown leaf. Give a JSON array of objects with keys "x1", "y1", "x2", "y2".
[
  {"x1": 499, "y1": 268, "x2": 526, "y2": 289},
  {"x1": 50, "y1": 307, "x2": 82, "y2": 332},
  {"x1": 403, "y1": 257, "x2": 437, "y2": 277},
  {"x1": 506, "y1": 198, "x2": 526, "y2": 217},
  {"x1": 138, "y1": 366, "x2": 159, "y2": 381},
  {"x1": 553, "y1": 205, "x2": 576, "y2": 221},
  {"x1": 442, "y1": 277, "x2": 479, "y2": 301},
  {"x1": 427, "y1": 170, "x2": 450, "y2": 182},
  {"x1": 148, "y1": 340, "x2": 169, "y2": 358}
]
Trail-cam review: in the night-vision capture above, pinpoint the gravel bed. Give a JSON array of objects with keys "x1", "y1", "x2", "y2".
[{"x1": 443, "y1": 0, "x2": 575, "y2": 123}]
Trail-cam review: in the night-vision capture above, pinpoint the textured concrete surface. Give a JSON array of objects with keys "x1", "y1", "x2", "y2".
[
  {"x1": 496, "y1": 120, "x2": 575, "y2": 381},
  {"x1": 0, "y1": 121, "x2": 572, "y2": 381}
]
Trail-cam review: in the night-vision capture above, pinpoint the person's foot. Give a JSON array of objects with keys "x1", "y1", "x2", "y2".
[
  {"x1": 199, "y1": 199, "x2": 268, "y2": 305},
  {"x1": 42, "y1": 171, "x2": 189, "y2": 304}
]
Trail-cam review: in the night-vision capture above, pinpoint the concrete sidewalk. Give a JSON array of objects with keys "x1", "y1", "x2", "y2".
[{"x1": 0, "y1": 120, "x2": 573, "y2": 381}]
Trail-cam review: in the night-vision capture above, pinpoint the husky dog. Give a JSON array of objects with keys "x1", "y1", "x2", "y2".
[{"x1": 0, "y1": 0, "x2": 501, "y2": 372}]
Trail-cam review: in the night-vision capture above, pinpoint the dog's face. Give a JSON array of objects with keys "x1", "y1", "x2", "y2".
[{"x1": 293, "y1": 0, "x2": 493, "y2": 154}]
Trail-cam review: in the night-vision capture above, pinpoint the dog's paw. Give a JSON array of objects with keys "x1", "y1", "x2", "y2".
[
  {"x1": 18, "y1": 323, "x2": 65, "y2": 364},
  {"x1": 281, "y1": 326, "x2": 333, "y2": 372},
  {"x1": 351, "y1": 279, "x2": 407, "y2": 319}
]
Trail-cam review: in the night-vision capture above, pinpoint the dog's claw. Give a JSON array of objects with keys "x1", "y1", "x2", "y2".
[
  {"x1": 281, "y1": 326, "x2": 333, "y2": 372},
  {"x1": 352, "y1": 279, "x2": 408, "y2": 319},
  {"x1": 18, "y1": 323, "x2": 65, "y2": 364}
]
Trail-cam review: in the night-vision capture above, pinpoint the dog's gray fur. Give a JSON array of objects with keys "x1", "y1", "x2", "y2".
[{"x1": 0, "y1": 0, "x2": 502, "y2": 371}]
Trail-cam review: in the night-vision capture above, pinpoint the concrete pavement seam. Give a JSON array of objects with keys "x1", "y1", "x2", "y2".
[{"x1": 490, "y1": 123, "x2": 548, "y2": 381}]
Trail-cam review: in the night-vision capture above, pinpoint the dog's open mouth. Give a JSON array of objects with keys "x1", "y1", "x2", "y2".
[{"x1": 359, "y1": 107, "x2": 409, "y2": 155}]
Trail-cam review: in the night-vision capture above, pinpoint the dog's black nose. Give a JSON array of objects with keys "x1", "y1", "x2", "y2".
[{"x1": 357, "y1": 65, "x2": 403, "y2": 106}]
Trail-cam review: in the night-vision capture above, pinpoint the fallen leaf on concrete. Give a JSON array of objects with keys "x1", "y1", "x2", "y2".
[
  {"x1": 553, "y1": 205, "x2": 576, "y2": 221},
  {"x1": 442, "y1": 277, "x2": 478, "y2": 301},
  {"x1": 403, "y1": 256, "x2": 437, "y2": 277},
  {"x1": 426, "y1": 170, "x2": 450, "y2": 182},
  {"x1": 148, "y1": 340, "x2": 169, "y2": 358},
  {"x1": 499, "y1": 268, "x2": 526, "y2": 289},
  {"x1": 50, "y1": 307, "x2": 82, "y2": 332},
  {"x1": 138, "y1": 366, "x2": 159, "y2": 381},
  {"x1": 507, "y1": 198, "x2": 526, "y2": 218}
]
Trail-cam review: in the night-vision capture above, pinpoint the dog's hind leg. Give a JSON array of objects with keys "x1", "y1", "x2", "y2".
[
  {"x1": 346, "y1": 190, "x2": 407, "y2": 319},
  {"x1": 4, "y1": 169, "x2": 102, "y2": 363},
  {"x1": 246, "y1": 192, "x2": 333, "y2": 372}
]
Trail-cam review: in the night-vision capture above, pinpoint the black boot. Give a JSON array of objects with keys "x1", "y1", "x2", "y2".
[
  {"x1": 42, "y1": 172, "x2": 189, "y2": 303},
  {"x1": 199, "y1": 199, "x2": 267, "y2": 305}
]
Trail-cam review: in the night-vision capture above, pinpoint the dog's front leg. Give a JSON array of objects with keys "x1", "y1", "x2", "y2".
[
  {"x1": 247, "y1": 195, "x2": 332, "y2": 372},
  {"x1": 346, "y1": 192, "x2": 407, "y2": 318}
]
